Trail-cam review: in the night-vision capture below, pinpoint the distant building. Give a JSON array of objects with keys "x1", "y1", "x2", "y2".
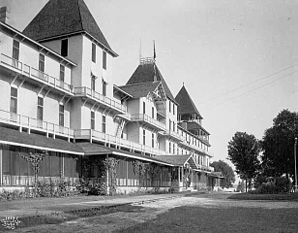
[{"x1": 0, "y1": 0, "x2": 222, "y2": 193}]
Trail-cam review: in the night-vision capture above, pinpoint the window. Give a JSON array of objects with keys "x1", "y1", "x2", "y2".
[
  {"x1": 39, "y1": 54, "x2": 45, "y2": 72},
  {"x1": 92, "y1": 43, "x2": 96, "y2": 62},
  {"x1": 173, "y1": 104, "x2": 175, "y2": 115},
  {"x1": 12, "y1": 40, "x2": 20, "y2": 61},
  {"x1": 102, "y1": 79, "x2": 107, "y2": 96},
  {"x1": 37, "y1": 96, "x2": 44, "y2": 121},
  {"x1": 59, "y1": 104, "x2": 64, "y2": 126},
  {"x1": 61, "y1": 39, "x2": 68, "y2": 57},
  {"x1": 10, "y1": 87, "x2": 18, "y2": 114},
  {"x1": 102, "y1": 115, "x2": 106, "y2": 133},
  {"x1": 102, "y1": 51, "x2": 107, "y2": 70},
  {"x1": 152, "y1": 107, "x2": 154, "y2": 119},
  {"x1": 91, "y1": 73, "x2": 96, "y2": 91},
  {"x1": 143, "y1": 102, "x2": 146, "y2": 114},
  {"x1": 143, "y1": 129, "x2": 146, "y2": 145},
  {"x1": 169, "y1": 119, "x2": 171, "y2": 131},
  {"x1": 173, "y1": 122, "x2": 175, "y2": 132},
  {"x1": 173, "y1": 143, "x2": 176, "y2": 154},
  {"x1": 60, "y1": 65, "x2": 65, "y2": 83},
  {"x1": 169, "y1": 101, "x2": 171, "y2": 113},
  {"x1": 152, "y1": 133, "x2": 154, "y2": 148},
  {"x1": 169, "y1": 142, "x2": 171, "y2": 153},
  {"x1": 91, "y1": 111, "x2": 95, "y2": 129}
]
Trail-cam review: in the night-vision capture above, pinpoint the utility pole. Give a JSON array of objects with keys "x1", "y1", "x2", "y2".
[{"x1": 295, "y1": 138, "x2": 297, "y2": 192}]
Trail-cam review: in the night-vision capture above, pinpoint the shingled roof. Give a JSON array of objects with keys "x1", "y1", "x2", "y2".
[
  {"x1": 126, "y1": 63, "x2": 177, "y2": 104},
  {"x1": 23, "y1": 0, "x2": 117, "y2": 57},
  {"x1": 175, "y1": 85, "x2": 202, "y2": 119},
  {"x1": 119, "y1": 81, "x2": 161, "y2": 98}
]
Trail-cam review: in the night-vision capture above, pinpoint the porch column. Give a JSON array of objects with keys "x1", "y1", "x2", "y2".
[
  {"x1": 178, "y1": 167, "x2": 180, "y2": 183},
  {"x1": 106, "y1": 155, "x2": 110, "y2": 195},
  {"x1": 0, "y1": 146, "x2": 2, "y2": 186}
]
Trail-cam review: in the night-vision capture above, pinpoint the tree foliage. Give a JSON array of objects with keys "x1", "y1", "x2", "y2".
[
  {"x1": 261, "y1": 109, "x2": 298, "y2": 179},
  {"x1": 210, "y1": 160, "x2": 235, "y2": 188},
  {"x1": 227, "y1": 132, "x2": 260, "y2": 190}
]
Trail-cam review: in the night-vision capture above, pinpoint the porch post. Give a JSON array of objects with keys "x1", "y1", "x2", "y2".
[
  {"x1": 178, "y1": 167, "x2": 180, "y2": 183},
  {"x1": 0, "y1": 146, "x2": 2, "y2": 186},
  {"x1": 106, "y1": 154, "x2": 110, "y2": 195}
]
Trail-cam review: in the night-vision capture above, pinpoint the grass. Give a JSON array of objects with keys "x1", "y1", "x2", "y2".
[
  {"x1": 116, "y1": 206, "x2": 298, "y2": 233},
  {"x1": 228, "y1": 192, "x2": 298, "y2": 201},
  {"x1": 0, "y1": 204, "x2": 142, "y2": 232}
]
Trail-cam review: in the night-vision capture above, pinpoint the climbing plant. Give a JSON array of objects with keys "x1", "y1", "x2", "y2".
[
  {"x1": 132, "y1": 161, "x2": 150, "y2": 186},
  {"x1": 19, "y1": 151, "x2": 47, "y2": 195},
  {"x1": 103, "y1": 157, "x2": 119, "y2": 195}
]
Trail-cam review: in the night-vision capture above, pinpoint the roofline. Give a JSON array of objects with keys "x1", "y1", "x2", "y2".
[
  {"x1": 113, "y1": 85, "x2": 133, "y2": 98},
  {"x1": 36, "y1": 30, "x2": 118, "y2": 57},
  {"x1": 112, "y1": 151, "x2": 174, "y2": 166},
  {"x1": 0, "y1": 22, "x2": 77, "y2": 67},
  {"x1": 0, "y1": 140, "x2": 84, "y2": 156}
]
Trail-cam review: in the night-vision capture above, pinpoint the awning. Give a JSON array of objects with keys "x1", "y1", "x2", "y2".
[
  {"x1": 155, "y1": 154, "x2": 196, "y2": 168},
  {"x1": 0, "y1": 126, "x2": 83, "y2": 155},
  {"x1": 76, "y1": 142, "x2": 174, "y2": 166}
]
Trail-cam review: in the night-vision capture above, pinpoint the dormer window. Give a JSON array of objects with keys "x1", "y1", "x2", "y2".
[
  {"x1": 61, "y1": 39, "x2": 68, "y2": 57},
  {"x1": 92, "y1": 43, "x2": 96, "y2": 62}
]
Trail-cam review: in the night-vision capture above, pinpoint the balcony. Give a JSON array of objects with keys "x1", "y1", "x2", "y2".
[
  {"x1": 0, "y1": 109, "x2": 74, "y2": 139},
  {"x1": 179, "y1": 139, "x2": 208, "y2": 155},
  {"x1": 159, "y1": 130, "x2": 183, "y2": 142},
  {"x1": 73, "y1": 87, "x2": 128, "y2": 114},
  {"x1": 0, "y1": 53, "x2": 73, "y2": 94},
  {"x1": 74, "y1": 129, "x2": 167, "y2": 156},
  {"x1": 130, "y1": 114, "x2": 166, "y2": 131}
]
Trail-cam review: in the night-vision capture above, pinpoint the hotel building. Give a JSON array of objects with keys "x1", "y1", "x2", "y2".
[{"x1": 0, "y1": 0, "x2": 222, "y2": 193}]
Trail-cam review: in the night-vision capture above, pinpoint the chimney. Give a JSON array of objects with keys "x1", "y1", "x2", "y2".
[{"x1": 0, "y1": 6, "x2": 8, "y2": 23}]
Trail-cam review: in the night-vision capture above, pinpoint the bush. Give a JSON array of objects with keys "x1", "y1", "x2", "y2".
[
  {"x1": 251, "y1": 177, "x2": 291, "y2": 194},
  {"x1": 88, "y1": 183, "x2": 106, "y2": 196}
]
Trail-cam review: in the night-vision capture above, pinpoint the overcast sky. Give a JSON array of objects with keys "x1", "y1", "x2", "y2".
[{"x1": 2, "y1": 0, "x2": 298, "y2": 167}]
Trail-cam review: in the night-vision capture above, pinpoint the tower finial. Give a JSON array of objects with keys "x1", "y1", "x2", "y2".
[
  {"x1": 139, "y1": 39, "x2": 142, "y2": 61},
  {"x1": 153, "y1": 40, "x2": 156, "y2": 61}
]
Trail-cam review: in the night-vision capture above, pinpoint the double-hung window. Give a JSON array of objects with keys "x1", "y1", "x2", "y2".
[
  {"x1": 91, "y1": 111, "x2": 95, "y2": 130},
  {"x1": 102, "y1": 115, "x2": 106, "y2": 133},
  {"x1": 143, "y1": 129, "x2": 146, "y2": 145},
  {"x1": 102, "y1": 78, "x2": 107, "y2": 96},
  {"x1": 102, "y1": 51, "x2": 107, "y2": 70},
  {"x1": 92, "y1": 43, "x2": 96, "y2": 62},
  {"x1": 37, "y1": 96, "x2": 44, "y2": 121},
  {"x1": 60, "y1": 65, "x2": 65, "y2": 83},
  {"x1": 10, "y1": 87, "x2": 18, "y2": 114},
  {"x1": 91, "y1": 73, "x2": 96, "y2": 91},
  {"x1": 59, "y1": 104, "x2": 64, "y2": 127},
  {"x1": 152, "y1": 133, "x2": 154, "y2": 148},
  {"x1": 12, "y1": 40, "x2": 20, "y2": 68}
]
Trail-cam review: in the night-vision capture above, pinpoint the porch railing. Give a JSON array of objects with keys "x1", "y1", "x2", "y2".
[
  {"x1": 73, "y1": 86, "x2": 128, "y2": 114},
  {"x1": 74, "y1": 129, "x2": 167, "y2": 156},
  {"x1": 130, "y1": 114, "x2": 166, "y2": 131},
  {"x1": 0, "y1": 109, "x2": 74, "y2": 138},
  {"x1": 0, "y1": 53, "x2": 73, "y2": 93}
]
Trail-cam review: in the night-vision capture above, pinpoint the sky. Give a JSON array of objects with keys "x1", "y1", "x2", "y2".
[{"x1": 1, "y1": 0, "x2": 298, "y2": 168}]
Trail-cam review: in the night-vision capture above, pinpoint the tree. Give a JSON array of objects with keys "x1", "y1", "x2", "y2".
[
  {"x1": 262, "y1": 109, "x2": 298, "y2": 182},
  {"x1": 227, "y1": 132, "x2": 260, "y2": 192},
  {"x1": 210, "y1": 160, "x2": 235, "y2": 188}
]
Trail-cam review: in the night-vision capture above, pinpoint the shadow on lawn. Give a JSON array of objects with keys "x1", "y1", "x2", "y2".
[
  {"x1": 228, "y1": 192, "x2": 298, "y2": 201},
  {"x1": 116, "y1": 205, "x2": 298, "y2": 233}
]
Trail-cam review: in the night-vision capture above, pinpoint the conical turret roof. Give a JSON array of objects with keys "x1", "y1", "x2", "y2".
[
  {"x1": 175, "y1": 85, "x2": 202, "y2": 119},
  {"x1": 23, "y1": 0, "x2": 117, "y2": 56}
]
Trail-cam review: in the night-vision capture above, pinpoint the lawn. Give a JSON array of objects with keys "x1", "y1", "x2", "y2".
[
  {"x1": 116, "y1": 205, "x2": 298, "y2": 233},
  {"x1": 228, "y1": 192, "x2": 298, "y2": 201}
]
